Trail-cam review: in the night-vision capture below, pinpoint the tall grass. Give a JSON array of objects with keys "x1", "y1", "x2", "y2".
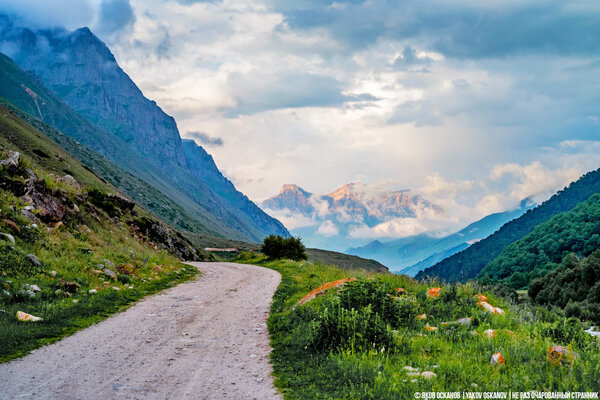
[{"x1": 235, "y1": 254, "x2": 600, "y2": 399}]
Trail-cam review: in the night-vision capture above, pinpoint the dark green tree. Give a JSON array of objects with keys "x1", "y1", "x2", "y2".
[{"x1": 261, "y1": 235, "x2": 307, "y2": 261}]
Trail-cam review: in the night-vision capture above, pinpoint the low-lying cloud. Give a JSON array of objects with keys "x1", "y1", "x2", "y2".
[{"x1": 186, "y1": 131, "x2": 224, "y2": 147}]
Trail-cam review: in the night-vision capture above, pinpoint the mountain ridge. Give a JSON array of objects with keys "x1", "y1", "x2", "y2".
[
  {"x1": 0, "y1": 17, "x2": 289, "y2": 242},
  {"x1": 417, "y1": 167, "x2": 600, "y2": 282}
]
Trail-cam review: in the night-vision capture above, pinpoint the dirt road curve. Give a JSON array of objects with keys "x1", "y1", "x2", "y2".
[{"x1": 0, "y1": 262, "x2": 282, "y2": 400}]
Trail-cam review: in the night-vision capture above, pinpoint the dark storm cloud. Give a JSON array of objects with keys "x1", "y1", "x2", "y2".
[
  {"x1": 187, "y1": 131, "x2": 224, "y2": 147},
  {"x1": 271, "y1": 0, "x2": 600, "y2": 58},
  {"x1": 97, "y1": 0, "x2": 135, "y2": 35}
]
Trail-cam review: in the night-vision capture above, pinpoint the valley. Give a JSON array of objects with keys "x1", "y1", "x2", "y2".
[{"x1": 1, "y1": 3, "x2": 599, "y2": 399}]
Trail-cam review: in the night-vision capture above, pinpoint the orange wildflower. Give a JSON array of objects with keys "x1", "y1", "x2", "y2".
[
  {"x1": 547, "y1": 346, "x2": 574, "y2": 366},
  {"x1": 477, "y1": 301, "x2": 505, "y2": 315},
  {"x1": 425, "y1": 324, "x2": 438, "y2": 332},
  {"x1": 395, "y1": 288, "x2": 407, "y2": 295},
  {"x1": 474, "y1": 294, "x2": 488, "y2": 302},
  {"x1": 426, "y1": 287, "x2": 441, "y2": 299},
  {"x1": 490, "y1": 352, "x2": 505, "y2": 366}
]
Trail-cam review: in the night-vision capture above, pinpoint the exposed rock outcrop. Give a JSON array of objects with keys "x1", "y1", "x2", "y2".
[{"x1": 129, "y1": 216, "x2": 201, "y2": 261}]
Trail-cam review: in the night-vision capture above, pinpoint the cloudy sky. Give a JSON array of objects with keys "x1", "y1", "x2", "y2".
[{"x1": 2, "y1": 0, "x2": 600, "y2": 239}]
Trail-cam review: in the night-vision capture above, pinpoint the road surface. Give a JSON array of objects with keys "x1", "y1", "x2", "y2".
[{"x1": 0, "y1": 262, "x2": 282, "y2": 400}]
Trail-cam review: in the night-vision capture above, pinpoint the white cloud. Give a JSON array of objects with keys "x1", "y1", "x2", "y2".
[
  {"x1": 5, "y1": 0, "x2": 599, "y2": 237},
  {"x1": 262, "y1": 207, "x2": 318, "y2": 229},
  {"x1": 317, "y1": 221, "x2": 339, "y2": 237}
]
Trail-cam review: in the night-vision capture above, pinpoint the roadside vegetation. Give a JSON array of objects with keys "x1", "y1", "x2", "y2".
[
  {"x1": 261, "y1": 234, "x2": 307, "y2": 261},
  {"x1": 0, "y1": 148, "x2": 200, "y2": 362},
  {"x1": 235, "y1": 253, "x2": 600, "y2": 398}
]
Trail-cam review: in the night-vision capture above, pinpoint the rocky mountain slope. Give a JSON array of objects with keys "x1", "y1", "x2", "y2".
[{"x1": 0, "y1": 16, "x2": 289, "y2": 243}]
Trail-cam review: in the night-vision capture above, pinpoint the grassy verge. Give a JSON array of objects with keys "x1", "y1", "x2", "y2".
[
  {"x1": 0, "y1": 267, "x2": 197, "y2": 362},
  {"x1": 0, "y1": 148, "x2": 200, "y2": 362},
  {"x1": 235, "y1": 254, "x2": 600, "y2": 398}
]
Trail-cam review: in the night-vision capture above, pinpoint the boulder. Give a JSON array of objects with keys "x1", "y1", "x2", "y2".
[
  {"x1": 57, "y1": 174, "x2": 81, "y2": 189},
  {"x1": 22, "y1": 173, "x2": 65, "y2": 223},
  {"x1": 102, "y1": 268, "x2": 118, "y2": 280},
  {"x1": 27, "y1": 254, "x2": 41, "y2": 267},
  {"x1": 483, "y1": 329, "x2": 496, "y2": 338},
  {"x1": 547, "y1": 345, "x2": 576, "y2": 366},
  {"x1": 28, "y1": 284, "x2": 41, "y2": 292},
  {"x1": 117, "y1": 263, "x2": 136, "y2": 276},
  {"x1": 2, "y1": 219, "x2": 20, "y2": 234},
  {"x1": 441, "y1": 317, "x2": 472, "y2": 327},
  {"x1": 0, "y1": 151, "x2": 20, "y2": 174},
  {"x1": 0, "y1": 233, "x2": 15, "y2": 245},
  {"x1": 16, "y1": 310, "x2": 42, "y2": 322},
  {"x1": 107, "y1": 194, "x2": 135, "y2": 212},
  {"x1": 477, "y1": 301, "x2": 504, "y2": 315},
  {"x1": 403, "y1": 366, "x2": 420, "y2": 372},
  {"x1": 490, "y1": 352, "x2": 505, "y2": 367},
  {"x1": 296, "y1": 278, "x2": 356, "y2": 306},
  {"x1": 421, "y1": 371, "x2": 437, "y2": 379}
]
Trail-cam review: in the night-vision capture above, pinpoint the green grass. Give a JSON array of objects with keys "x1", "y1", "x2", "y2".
[
  {"x1": 0, "y1": 144, "x2": 200, "y2": 362},
  {"x1": 306, "y1": 248, "x2": 389, "y2": 273},
  {"x1": 235, "y1": 254, "x2": 600, "y2": 399}
]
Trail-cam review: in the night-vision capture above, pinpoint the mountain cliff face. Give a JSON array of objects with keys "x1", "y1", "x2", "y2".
[
  {"x1": 0, "y1": 16, "x2": 289, "y2": 242},
  {"x1": 262, "y1": 184, "x2": 314, "y2": 214},
  {"x1": 263, "y1": 182, "x2": 431, "y2": 227},
  {"x1": 260, "y1": 182, "x2": 437, "y2": 251},
  {"x1": 1, "y1": 22, "x2": 185, "y2": 169}
]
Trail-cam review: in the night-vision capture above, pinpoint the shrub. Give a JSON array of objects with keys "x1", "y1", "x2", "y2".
[
  {"x1": 87, "y1": 187, "x2": 120, "y2": 216},
  {"x1": 261, "y1": 235, "x2": 307, "y2": 261}
]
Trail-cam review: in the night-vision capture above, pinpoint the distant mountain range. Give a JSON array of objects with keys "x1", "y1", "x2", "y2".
[
  {"x1": 261, "y1": 182, "x2": 439, "y2": 251},
  {"x1": 347, "y1": 199, "x2": 535, "y2": 275},
  {"x1": 0, "y1": 15, "x2": 288, "y2": 243},
  {"x1": 262, "y1": 181, "x2": 535, "y2": 275}
]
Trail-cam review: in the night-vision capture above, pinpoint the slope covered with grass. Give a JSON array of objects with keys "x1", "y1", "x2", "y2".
[
  {"x1": 480, "y1": 193, "x2": 600, "y2": 288},
  {"x1": 236, "y1": 254, "x2": 600, "y2": 398},
  {"x1": 0, "y1": 111, "x2": 203, "y2": 362},
  {"x1": 417, "y1": 168, "x2": 600, "y2": 283}
]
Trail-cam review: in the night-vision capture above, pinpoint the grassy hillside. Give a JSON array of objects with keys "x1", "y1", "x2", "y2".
[
  {"x1": 0, "y1": 109, "x2": 203, "y2": 362},
  {"x1": 480, "y1": 193, "x2": 600, "y2": 288},
  {"x1": 417, "y1": 168, "x2": 600, "y2": 282},
  {"x1": 306, "y1": 248, "x2": 389, "y2": 272},
  {"x1": 0, "y1": 98, "x2": 241, "y2": 241},
  {"x1": 235, "y1": 254, "x2": 600, "y2": 398},
  {"x1": 528, "y1": 252, "x2": 600, "y2": 323}
]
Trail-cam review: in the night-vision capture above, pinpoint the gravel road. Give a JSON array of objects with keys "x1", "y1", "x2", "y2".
[{"x1": 0, "y1": 262, "x2": 282, "y2": 400}]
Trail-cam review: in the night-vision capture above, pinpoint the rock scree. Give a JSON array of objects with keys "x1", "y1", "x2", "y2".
[{"x1": 0, "y1": 262, "x2": 282, "y2": 400}]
